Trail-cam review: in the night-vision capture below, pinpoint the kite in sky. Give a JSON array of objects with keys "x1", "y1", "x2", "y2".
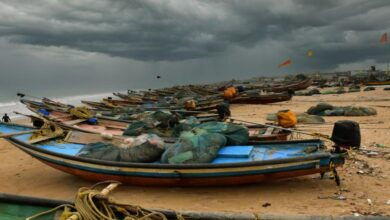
[
  {"x1": 380, "y1": 32, "x2": 387, "y2": 44},
  {"x1": 278, "y1": 59, "x2": 292, "y2": 68}
]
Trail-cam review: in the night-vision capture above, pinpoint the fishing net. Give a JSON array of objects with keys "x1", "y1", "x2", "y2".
[
  {"x1": 123, "y1": 110, "x2": 181, "y2": 137},
  {"x1": 69, "y1": 106, "x2": 94, "y2": 119},
  {"x1": 307, "y1": 102, "x2": 334, "y2": 115},
  {"x1": 297, "y1": 113, "x2": 325, "y2": 124},
  {"x1": 77, "y1": 134, "x2": 165, "y2": 163},
  {"x1": 344, "y1": 106, "x2": 377, "y2": 116},
  {"x1": 161, "y1": 129, "x2": 227, "y2": 164},
  {"x1": 172, "y1": 116, "x2": 200, "y2": 137},
  {"x1": 363, "y1": 87, "x2": 375, "y2": 91},
  {"x1": 123, "y1": 121, "x2": 154, "y2": 136},
  {"x1": 320, "y1": 87, "x2": 346, "y2": 94},
  {"x1": 195, "y1": 121, "x2": 249, "y2": 145},
  {"x1": 28, "y1": 121, "x2": 64, "y2": 142},
  {"x1": 323, "y1": 107, "x2": 345, "y2": 116},
  {"x1": 152, "y1": 110, "x2": 181, "y2": 128},
  {"x1": 307, "y1": 103, "x2": 377, "y2": 116},
  {"x1": 266, "y1": 113, "x2": 278, "y2": 121},
  {"x1": 348, "y1": 88, "x2": 360, "y2": 93},
  {"x1": 295, "y1": 88, "x2": 320, "y2": 96}
]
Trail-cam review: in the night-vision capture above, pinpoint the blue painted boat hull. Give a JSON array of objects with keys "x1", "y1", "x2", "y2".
[{"x1": 1, "y1": 122, "x2": 344, "y2": 186}]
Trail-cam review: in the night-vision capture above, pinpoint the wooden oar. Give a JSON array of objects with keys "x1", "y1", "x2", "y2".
[
  {"x1": 16, "y1": 92, "x2": 41, "y2": 100},
  {"x1": 13, "y1": 111, "x2": 42, "y2": 121},
  {"x1": 0, "y1": 129, "x2": 38, "y2": 138}
]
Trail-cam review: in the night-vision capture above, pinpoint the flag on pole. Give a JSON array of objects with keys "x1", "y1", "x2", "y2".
[
  {"x1": 380, "y1": 32, "x2": 387, "y2": 44},
  {"x1": 307, "y1": 50, "x2": 313, "y2": 57},
  {"x1": 278, "y1": 59, "x2": 292, "y2": 68}
]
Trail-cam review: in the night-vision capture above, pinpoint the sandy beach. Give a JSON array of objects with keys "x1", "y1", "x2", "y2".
[{"x1": 1, "y1": 88, "x2": 389, "y2": 216}]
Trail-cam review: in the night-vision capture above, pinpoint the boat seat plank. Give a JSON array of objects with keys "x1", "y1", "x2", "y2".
[
  {"x1": 104, "y1": 124, "x2": 127, "y2": 130},
  {"x1": 37, "y1": 142, "x2": 84, "y2": 156},
  {"x1": 28, "y1": 136, "x2": 59, "y2": 144},
  {"x1": 64, "y1": 131, "x2": 125, "y2": 144},
  {"x1": 63, "y1": 119, "x2": 87, "y2": 126},
  {"x1": 212, "y1": 157, "x2": 251, "y2": 164},
  {"x1": 217, "y1": 146, "x2": 254, "y2": 158},
  {"x1": 264, "y1": 127, "x2": 274, "y2": 136}
]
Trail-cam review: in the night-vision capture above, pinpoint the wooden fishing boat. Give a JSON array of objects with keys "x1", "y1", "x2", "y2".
[
  {"x1": 81, "y1": 100, "x2": 116, "y2": 110},
  {"x1": 1, "y1": 192, "x2": 378, "y2": 219},
  {"x1": 113, "y1": 92, "x2": 147, "y2": 102},
  {"x1": 85, "y1": 97, "x2": 222, "y2": 112},
  {"x1": 247, "y1": 125, "x2": 289, "y2": 141},
  {"x1": 1, "y1": 122, "x2": 344, "y2": 187},
  {"x1": 271, "y1": 78, "x2": 313, "y2": 93},
  {"x1": 24, "y1": 103, "x2": 129, "y2": 136},
  {"x1": 230, "y1": 93, "x2": 292, "y2": 104},
  {"x1": 362, "y1": 81, "x2": 390, "y2": 86},
  {"x1": 1, "y1": 193, "x2": 263, "y2": 220},
  {"x1": 22, "y1": 100, "x2": 289, "y2": 141},
  {"x1": 0, "y1": 193, "x2": 73, "y2": 220},
  {"x1": 103, "y1": 98, "x2": 143, "y2": 106},
  {"x1": 21, "y1": 98, "x2": 71, "y2": 113}
]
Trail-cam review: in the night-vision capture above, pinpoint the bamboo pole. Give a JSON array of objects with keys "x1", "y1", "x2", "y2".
[{"x1": 0, "y1": 130, "x2": 37, "y2": 138}]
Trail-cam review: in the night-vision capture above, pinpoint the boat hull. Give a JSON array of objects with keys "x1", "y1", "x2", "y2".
[
  {"x1": 363, "y1": 81, "x2": 390, "y2": 86},
  {"x1": 272, "y1": 78, "x2": 313, "y2": 93},
  {"x1": 44, "y1": 160, "x2": 330, "y2": 186},
  {"x1": 230, "y1": 94, "x2": 292, "y2": 104},
  {"x1": 10, "y1": 139, "x2": 342, "y2": 187}
]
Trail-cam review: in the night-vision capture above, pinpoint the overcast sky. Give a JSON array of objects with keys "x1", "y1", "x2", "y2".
[{"x1": 0, "y1": 0, "x2": 389, "y2": 99}]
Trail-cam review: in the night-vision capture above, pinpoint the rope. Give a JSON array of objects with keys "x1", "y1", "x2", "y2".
[
  {"x1": 26, "y1": 204, "x2": 77, "y2": 220},
  {"x1": 27, "y1": 181, "x2": 176, "y2": 220},
  {"x1": 28, "y1": 120, "x2": 64, "y2": 141},
  {"x1": 69, "y1": 106, "x2": 94, "y2": 119}
]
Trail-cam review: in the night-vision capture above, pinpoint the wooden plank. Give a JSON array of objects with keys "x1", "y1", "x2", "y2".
[
  {"x1": 104, "y1": 124, "x2": 127, "y2": 130},
  {"x1": 65, "y1": 131, "x2": 177, "y2": 144},
  {"x1": 28, "y1": 135, "x2": 59, "y2": 144},
  {"x1": 64, "y1": 131, "x2": 125, "y2": 144},
  {"x1": 217, "y1": 146, "x2": 254, "y2": 158},
  {"x1": 264, "y1": 127, "x2": 274, "y2": 136},
  {"x1": 52, "y1": 114, "x2": 73, "y2": 120},
  {"x1": 63, "y1": 119, "x2": 87, "y2": 126},
  {"x1": 98, "y1": 119, "x2": 129, "y2": 127},
  {"x1": 0, "y1": 130, "x2": 37, "y2": 138}
]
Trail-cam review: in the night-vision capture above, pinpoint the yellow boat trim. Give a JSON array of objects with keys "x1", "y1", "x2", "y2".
[{"x1": 18, "y1": 144, "x2": 321, "y2": 174}]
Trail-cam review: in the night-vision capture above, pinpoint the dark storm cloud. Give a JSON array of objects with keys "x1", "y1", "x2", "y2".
[{"x1": 0, "y1": 0, "x2": 389, "y2": 68}]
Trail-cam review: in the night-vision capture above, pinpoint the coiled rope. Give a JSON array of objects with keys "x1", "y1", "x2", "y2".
[{"x1": 27, "y1": 181, "x2": 181, "y2": 220}]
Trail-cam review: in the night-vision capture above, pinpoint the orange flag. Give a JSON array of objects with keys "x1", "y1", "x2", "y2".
[
  {"x1": 278, "y1": 59, "x2": 292, "y2": 68},
  {"x1": 380, "y1": 32, "x2": 387, "y2": 44}
]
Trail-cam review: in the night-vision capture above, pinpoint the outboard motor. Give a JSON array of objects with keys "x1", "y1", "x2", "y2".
[
  {"x1": 331, "y1": 120, "x2": 361, "y2": 151},
  {"x1": 217, "y1": 102, "x2": 231, "y2": 121}
]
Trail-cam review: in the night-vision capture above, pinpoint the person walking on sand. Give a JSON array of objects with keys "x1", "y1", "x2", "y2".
[{"x1": 2, "y1": 113, "x2": 11, "y2": 123}]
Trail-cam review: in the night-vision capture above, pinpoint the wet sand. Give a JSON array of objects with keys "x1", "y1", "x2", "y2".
[{"x1": 1, "y1": 88, "x2": 389, "y2": 216}]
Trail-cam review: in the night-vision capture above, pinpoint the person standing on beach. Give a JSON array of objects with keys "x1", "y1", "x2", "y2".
[{"x1": 2, "y1": 113, "x2": 11, "y2": 123}]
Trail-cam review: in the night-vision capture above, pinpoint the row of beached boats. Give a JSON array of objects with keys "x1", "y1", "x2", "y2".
[
  {"x1": 77, "y1": 77, "x2": 312, "y2": 111},
  {"x1": 0, "y1": 77, "x2": 355, "y2": 219},
  {"x1": 0, "y1": 76, "x2": 350, "y2": 189}
]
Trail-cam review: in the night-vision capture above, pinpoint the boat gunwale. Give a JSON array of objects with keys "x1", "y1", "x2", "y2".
[{"x1": 6, "y1": 134, "x2": 337, "y2": 170}]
